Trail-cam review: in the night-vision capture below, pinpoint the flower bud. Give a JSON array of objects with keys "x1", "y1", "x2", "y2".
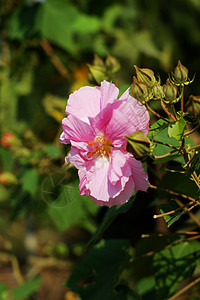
[
  {"x1": 185, "y1": 95, "x2": 200, "y2": 118},
  {"x1": 105, "y1": 54, "x2": 120, "y2": 73},
  {"x1": 152, "y1": 82, "x2": 165, "y2": 99},
  {"x1": 134, "y1": 65, "x2": 156, "y2": 88},
  {"x1": 1, "y1": 132, "x2": 16, "y2": 148},
  {"x1": 125, "y1": 131, "x2": 151, "y2": 160},
  {"x1": 131, "y1": 76, "x2": 149, "y2": 103},
  {"x1": 87, "y1": 64, "x2": 106, "y2": 84},
  {"x1": 93, "y1": 55, "x2": 104, "y2": 68},
  {"x1": 0, "y1": 172, "x2": 17, "y2": 185},
  {"x1": 174, "y1": 60, "x2": 188, "y2": 83},
  {"x1": 163, "y1": 79, "x2": 178, "y2": 103}
]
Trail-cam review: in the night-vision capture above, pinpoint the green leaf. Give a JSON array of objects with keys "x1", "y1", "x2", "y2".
[
  {"x1": 148, "y1": 119, "x2": 169, "y2": 138},
  {"x1": 86, "y1": 193, "x2": 137, "y2": 248},
  {"x1": 12, "y1": 277, "x2": 41, "y2": 300},
  {"x1": 66, "y1": 239, "x2": 131, "y2": 300},
  {"x1": 153, "y1": 241, "x2": 200, "y2": 298},
  {"x1": 44, "y1": 176, "x2": 99, "y2": 232},
  {"x1": 150, "y1": 124, "x2": 183, "y2": 164},
  {"x1": 9, "y1": 4, "x2": 40, "y2": 40},
  {"x1": 22, "y1": 169, "x2": 39, "y2": 197},
  {"x1": 168, "y1": 118, "x2": 186, "y2": 141},
  {"x1": 40, "y1": 0, "x2": 100, "y2": 54},
  {"x1": 159, "y1": 200, "x2": 184, "y2": 227}
]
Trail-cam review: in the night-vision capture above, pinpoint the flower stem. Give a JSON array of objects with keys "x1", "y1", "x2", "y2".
[
  {"x1": 184, "y1": 122, "x2": 200, "y2": 137},
  {"x1": 161, "y1": 100, "x2": 177, "y2": 121},
  {"x1": 180, "y1": 87, "x2": 184, "y2": 118},
  {"x1": 187, "y1": 144, "x2": 200, "y2": 152},
  {"x1": 153, "y1": 200, "x2": 198, "y2": 219},
  {"x1": 154, "y1": 148, "x2": 179, "y2": 159},
  {"x1": 149, "y1": 184, "x2": 197, "y2": 203},
  {"x1": 145, "y1": 103, "x2": 170, "y2": 123},
  {"x1": 149, "y1": 139, "x2": 177, "y2": 150}
]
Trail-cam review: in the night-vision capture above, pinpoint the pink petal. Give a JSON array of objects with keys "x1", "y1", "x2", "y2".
[
  {"x1": 62, "y1": 115, "x2": 95, "y2": 143},
  {"x1": 119, "y1": 87, "x2": 130, "y2": 100},
  {"x1": 60, "y1": 131, "x2": 70, "y2": 144},
  {"x1": 89, "y1": 100, "x2": 123, "y2": 134},
  {"x1": 90, "y1": 177, "x2": 135, "y2": 207},
  {"x1": 87, "y1": 157, "x2": 110, "y2": 202},
  {"x1": 79, "y1": 169, "x2": 90, "y2": 196},
  {"x1": 108, "y1": 149, "x2": 129, "y2": 184},
  {"x1": 105, "y1": 95, "x2": 149, "y2": 145},
  {"x1": 128, "y1": 156, "x2": 149, "y2": 191},
  {"x1": 66, "y1": 86, "x2": 101, "y2": 121},
  {"x1": 67, "y1": 142, "x2": 95, "y2": 169},
  {"x1": 99, "y1": 80, "x2": 119, "y2": 110}
]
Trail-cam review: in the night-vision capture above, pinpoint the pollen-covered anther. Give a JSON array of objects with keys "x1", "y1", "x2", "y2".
[{"x1": 87, "y1": 136, "x2": 112, "y2": 159}]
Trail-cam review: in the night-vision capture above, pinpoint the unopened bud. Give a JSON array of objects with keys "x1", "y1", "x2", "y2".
[
  {"x1": 163, "y1": 79, "x2": 178, "y2": 103},
  {"x1": 185, "y1": 95, "x2": 200, "y2": 118},
  {"x1": 134, "y1": 65, "x2": 156, "y2": 88},
  {"x1": 174, "y1": 60, "x2": 188, "y2": 83},
  {"x1": 1, "y1": 132, "x2": 16, "y2": 148},
  {"x1": 131, "y1": 76, "x2": 149, "y2": 103},
  {"x1": 125, "y1": 131, "x2": 151, "y2": 160},
  {"x1": 152, "y1": 82, "x2": 165, "y2": 99},
  {"x1": 105, "y1": 54, "x2": 120, "y2": 73},
  {"x1": 0, "y1": 172, "x2": 17, "y2": 185},
  {"x1": 87, "y1": 64, "x2": 106, "y2": 84},
  {"x1": 93, "y1": 55, "x2": 104, "y2": 68}
]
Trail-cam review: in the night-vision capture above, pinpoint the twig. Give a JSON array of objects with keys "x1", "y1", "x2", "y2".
[
  {"x1": 145, "y1": 103, "x2": 170, "y2": 123},
  {"x1": 153, "y1": 200, "x2": 198, "y2": 219},
  {"x1": 168, "y1": 276, "x2": 200, "y2": 300},
  {"x1": 150, "y1": 139, "x2": 178, "y2": 150},
  {"x1": 184, "y1": 122, "x2": 200, "y2": 137},
  {"x1": 164, "y1": 168, "x2": 185, "y2": 174},
  {"x1": 180, "y1": 87, "x2": 184, "y2": 119},
  {"x1": 133, "y1": 234, "x2": 200, "y2": 261},
  {"x1": 175, "y1": 198, "x2": 200, "y2": 227},
  {"x1": 154, "y1": 148, "x2": 179, "y2": 160},
  {"x1": 149, "y1": 184, "x2": 197, "y2": 203},
  {"x1": 187, "y1": 144, "x2": 200, "y2": 152},
  {"x1": 161, "y1": 100, "x2": 177, "y2": 122},
  {"x1": 40, "y1": 39, "x2": 69, "y2": 79}
]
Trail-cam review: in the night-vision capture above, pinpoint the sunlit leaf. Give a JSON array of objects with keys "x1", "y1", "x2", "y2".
[
  {"x1": 168, "y1": 118, "x2": 186, "y2": 141},
  {"x1": 153, "y1": 241, "x2": 200, "y2": 298}
]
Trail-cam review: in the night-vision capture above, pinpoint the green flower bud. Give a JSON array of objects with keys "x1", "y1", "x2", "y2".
[
  {"x1": 134, "y1": 65, "x2": 156, "y2": 88},
  {"x1": 87, "y1": 64, "x2": 106, "y2": 84},
  {"x1": 163, "y1": 79, "x2": 178, "y2": 103},
  {"x1": 105, "y1": 54, "x2": 120, "y2": 73},
  {"x1": 131, "y1": 76, "x2": 149, "y2": 103},
  {"x1": 125, "y1": 131, "x2": 151, "y2": 160},
  {"x1": 185, "y1": 95, "x2": 200, "y2": 118},
  {"x1": 152, "y1": 82, "x2": 165, "y2": 99},
  {"x1": 93, "y1": 55, "x2": 104, "y2": 68},
  {"x1": 174, "y1": 60, "x2": 188, "y2": 83}
]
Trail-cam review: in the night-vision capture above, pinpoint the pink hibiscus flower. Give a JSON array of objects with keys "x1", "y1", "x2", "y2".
[{"x1": 60, "y1": 80, "x2": 150, "y2": 207}]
